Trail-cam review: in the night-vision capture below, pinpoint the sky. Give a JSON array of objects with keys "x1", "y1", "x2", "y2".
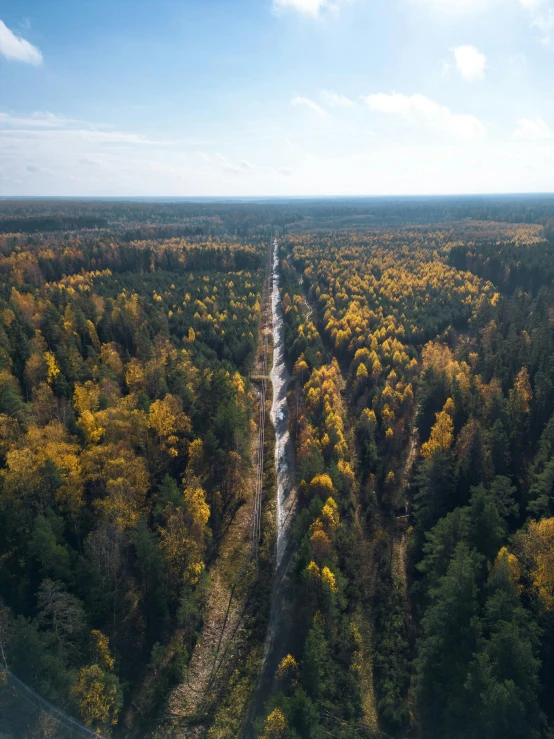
[{"x1": 1, "y1": 0, "x2": 554, "y2": 197}]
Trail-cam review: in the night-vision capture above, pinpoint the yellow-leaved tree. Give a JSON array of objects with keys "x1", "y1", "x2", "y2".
[
  {"x1": 147, "y1": 393, "x2": 191, "y2": 468},
  {"x1": 519, "y1": 518, "x2": 554, "y2": 612},
  {"x1": 261, "y1": 708, "x2": 287, "y2": 739},
  {"x1": 88, "y1": 446, "x2": 150, "y2": 530},
  {"x1": 1, "y1": 421, "x2": 84, "y2": 515},
  {"x1": 73, "y1": 630, "x2": 122, "y2": 734},
  {"x1": 421, "y1": 398, "x2": 455, "y2": 459},
  {"x1": 158, "y1": 478, "x2": 210, "y2": 588}
]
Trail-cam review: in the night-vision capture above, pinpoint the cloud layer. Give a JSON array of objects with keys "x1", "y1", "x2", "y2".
[
  {"x1": 2, "y1": 106, "x2": 554, "y2": 197},
  {"x1": 0, "y1": 19, "x2": 42, "y2": 65},
  {"x1": 364, "y1": 92, "x2": 486, "y2": 139}
]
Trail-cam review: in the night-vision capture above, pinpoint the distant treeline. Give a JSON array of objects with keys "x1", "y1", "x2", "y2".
[
  {"x1": 0, "y1": 215, "x2": 109, "y2": 233},
  {"x1": 3, "y1": 195, "x2": 554, "y2": 237}
]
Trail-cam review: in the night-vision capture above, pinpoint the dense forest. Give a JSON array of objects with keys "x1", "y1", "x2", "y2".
[
  {"x1": 1, "y1": 197, "x2": 554, "y2": 738},
  {"x1": 0, "y1": 203, "x2": 269, "y2": 736}
]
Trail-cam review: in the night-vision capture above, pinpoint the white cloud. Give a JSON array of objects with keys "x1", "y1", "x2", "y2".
[
  {"x1": 0, "y1": 128, "x2": 163, "y2": 146},
  {"x1": 519, "y1": 0, "x2": 554, "y2": 39},
  {"x1": 320, "y1": 90, "x2": 355, "y2": 107},
  {"x1": 531, "y1": 7, "x2": 554, "y2": 41},
  {"x1": 453, "y1": 45, "x2": 486, "y2": 81},
  {"x1": 413, "y1": 0, "x2": 501, "y2": 15},
  {"x1": 0, "y1": 111, "x2": 192, "y2": 196},
  {"x1": 513, "y1": 0, "x2": 554, "y2": 42},
  {"x1": 273, "y1": 0, "x2": 355, "y2": 16},
  {"x1": 291, "y1": 95, "x2": 326, "y2": 116},
  {"x1": 515, "y1": 0, "x2": 554, "y2": 42},
  {"x1": 364, "y1": 92, "x2": 486, "y2": 139},
  {"x1": 196, "y1": 151, "x2": 255, "y2": 174},
  {"x1": 520, "y1": 0, "x2": 546, "y2": 8},
  {"x1": 0, "y1": 111, "x2": 169, "y2": 146},
  {"x1": 513, "y1": 116, "x2": 554, "y2": 140},
  {"x1": 0, "y1": 19, "x2": 42, "y2": 65},
  {"x1": 273, "y1": 0, "x2": 331, "y2": 16},
  {"x1": 79, "y1": 158, "x2": 100, "y2": 167},
  {"x1": 4, "y1": 116, "x2": 554, "y2": 197},
  {"x1": 415, "y1": 0, "x2": 554, "y2": 41},
  {"x1": 0, "y1": 112, "x2": 81, "y2": 128},
  {"x1": 212, "y1": 153, "x2": 240, "y2": 173}
]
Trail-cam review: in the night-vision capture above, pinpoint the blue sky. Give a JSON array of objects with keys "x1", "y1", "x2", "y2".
[{"x1": 1, "y1": 0, "x2": 554, "y2": 196}]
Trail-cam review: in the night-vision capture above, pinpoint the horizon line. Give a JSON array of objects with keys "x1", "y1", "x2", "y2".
[{"x1": 2, "y1": 192, "x2": 554, "y2": 202}]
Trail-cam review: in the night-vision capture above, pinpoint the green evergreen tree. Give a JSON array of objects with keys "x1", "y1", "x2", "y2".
[{"x1": 415, "y1": 544, "x2": 482, "y2": 738}]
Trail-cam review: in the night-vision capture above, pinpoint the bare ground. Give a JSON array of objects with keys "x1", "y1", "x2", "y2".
[{"x1": 391, "y1": 428, "x2": 418, "y2": 594}]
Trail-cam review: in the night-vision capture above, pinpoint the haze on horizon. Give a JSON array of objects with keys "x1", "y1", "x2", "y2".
[{"x1": 1, "y1": 0, "x2": 554, "y2": 197}]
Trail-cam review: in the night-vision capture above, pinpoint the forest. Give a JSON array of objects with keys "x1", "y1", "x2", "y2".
[{"x1": 1, "y1": 196, "x2": 554, "y2": 738}]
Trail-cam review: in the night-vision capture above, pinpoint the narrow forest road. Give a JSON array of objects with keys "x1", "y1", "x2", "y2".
[
  {"x1": 244, "y1": 239, "x2": 299, "y2": 737},
  {"x1": 271, "y1": 239, "x2": 297, "y2": 567}
]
